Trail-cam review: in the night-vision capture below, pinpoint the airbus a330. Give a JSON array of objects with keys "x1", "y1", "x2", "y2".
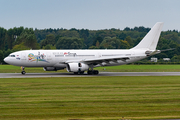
[{"x1": 4, "y1": 22, "x2": 164, "y2": 75}]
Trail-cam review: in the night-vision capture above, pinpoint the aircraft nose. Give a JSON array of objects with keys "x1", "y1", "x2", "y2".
[{"x1": 4, "y1": 57, "x2": 9, "y2": 64}]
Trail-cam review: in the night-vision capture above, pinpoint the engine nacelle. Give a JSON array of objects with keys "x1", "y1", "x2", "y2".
[
  {"x1": 43, "y1": 67, "x2": 64, "y2": 71},
  {"x1": 66, "y1": 63, "x2": 89, "y2": 72}
]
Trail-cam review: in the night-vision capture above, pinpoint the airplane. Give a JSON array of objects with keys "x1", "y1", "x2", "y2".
[{"x1": 4, "y1": 22, "x2": 164, "y2": 75}]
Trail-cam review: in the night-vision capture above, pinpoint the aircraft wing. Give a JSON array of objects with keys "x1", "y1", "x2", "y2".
[{"x1": 65, "y1": 56, "x2": 130, "y2": 65}]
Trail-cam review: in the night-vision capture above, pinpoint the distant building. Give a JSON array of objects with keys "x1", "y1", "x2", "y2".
[
  {"x1": 163, "y1": 58, "x2": 170, "y2": 61},
  {"x1": 151, "y1": 57, "x2": 158, "y2": 62}
]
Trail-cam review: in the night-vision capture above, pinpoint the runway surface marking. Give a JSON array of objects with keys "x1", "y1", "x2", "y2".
[{"x1": 0, "y1": 72, "x2": 180, "y2": 78}]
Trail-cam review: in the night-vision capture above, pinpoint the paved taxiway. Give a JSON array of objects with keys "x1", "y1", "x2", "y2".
[{"x1": 0, "y1": 72, "x2": 180, "y2": 78}]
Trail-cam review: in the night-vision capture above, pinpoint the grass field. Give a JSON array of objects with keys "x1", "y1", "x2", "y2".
[
  {"x1": 1, "y1": 64, "x2": 180, "y2": 73},
  {"x1": 0, "y1": 76, "x2": 180, "y2": 120}
]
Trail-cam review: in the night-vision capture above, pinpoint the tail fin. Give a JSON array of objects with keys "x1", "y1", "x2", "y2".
[{"x1": 131, "y1": 22, "x2": 164, "y2": 50}]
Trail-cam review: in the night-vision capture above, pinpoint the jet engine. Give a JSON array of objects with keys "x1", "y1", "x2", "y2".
[
  {"x1": 66, "y1": 63, "x2": 89, "y2": 72},
  {"x1": 43, "y1": 67, "x2": 65, "y2": 71}
]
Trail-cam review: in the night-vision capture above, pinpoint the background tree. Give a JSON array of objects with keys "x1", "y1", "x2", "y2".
[
  {"x1": 14, "y1": 28, "x2": 39, "y2": 50},
  {"x1": 78, "y1": 29, "x2": 89, "y2": 45},
  {"x1": 125, "y1": 36, "x2": 133, "y2": 47},
  {"x1": 3, "y1": 49, "x2": 13, "y2": 58},
  {"x1": 56, "y1": 37, "x2": 84, "y2": 49},
  {"x1": 43, "y1": 44, "x2": 56, "y2": 49},
  {"x1": 0, "y1": 50, "x2": 4, "y2": 64},
  {"x1": 92, "y1": 36, "x2": 103, "y2": 46},
  {"x1": 120, "y1": 40, "x2": 130, "y2": 49},
  {"x1": 0, "y1": 27, "x2": 7, "y2": 50},
  {"x1": 40, "y1": 34, "x2": 55, "y2": 48},
  {"x1": 118, "y1": 32, "x2": 127, "y2": 40},
  {"x1": 99, "y1": 37, "x2": 121, "y2": 49}
]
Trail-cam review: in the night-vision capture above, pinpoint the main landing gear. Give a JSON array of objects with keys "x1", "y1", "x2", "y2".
[
  {"x1": 74, "y1": 70, "x2": 99, "y2": 75},
  {"x1": 73, "y1": 70, "x2": 99, "y2": 75},
  {"x1": 87, "y1": 65, "x2": 99, "y2": 75},
  {"x1": 87, "y1": 70, "x2": 99, "y2": 75},
  {"x1": 21, "y1": 66, "x2": 26, "y2": 75}
]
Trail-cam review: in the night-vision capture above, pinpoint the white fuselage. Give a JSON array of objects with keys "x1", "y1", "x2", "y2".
[{"x1": 4, "y1": 49, "x2": 147, "y2": 68}]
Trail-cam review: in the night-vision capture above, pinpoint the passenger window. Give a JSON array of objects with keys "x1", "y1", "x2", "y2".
[{"x1": 9, "y1": 55, "x2": 15, "y2": 57}]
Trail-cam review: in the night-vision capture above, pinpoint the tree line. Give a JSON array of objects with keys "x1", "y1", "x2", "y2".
[{"x1": 0, "y1": 26, "x2": 180, "y2": 64}]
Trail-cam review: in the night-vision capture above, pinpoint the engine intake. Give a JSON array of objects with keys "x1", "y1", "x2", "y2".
[{"x1": 67, "y1": 63, "x2": 89, "y2": 72}]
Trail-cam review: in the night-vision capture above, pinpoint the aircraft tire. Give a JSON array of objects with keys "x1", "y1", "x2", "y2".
[
  {"x1": 87, "y1": 70, "x2": 99, "y2": 75},
  {"x1": 21, "y1": 71, "x2": 26, "y2": 75},
  {"x1": 74, "y1": 72, "x2": 78, "y2": 75},
  {"x1": 93, "y1": 70, "x2": 99, "y2": 75},
  {"x1": 74, "y1": 71, "x2": 84, "y2": 75},
  {"x1": 87, "y1": 70, "x2": 93, "y2": 75},
  {"x1": 80, "y1": 71, "x2": 84, "y2": 74}
]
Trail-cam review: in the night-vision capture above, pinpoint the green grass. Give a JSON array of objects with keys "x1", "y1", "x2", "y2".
[
  {"x1": 1, "y1": 64, "x2": 180, "y2": 73},
  {"x1": 0, "y1": 76, "x2": 180, "y2": 119}
]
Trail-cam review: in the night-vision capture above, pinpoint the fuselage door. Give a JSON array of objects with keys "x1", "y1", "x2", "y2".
[
  {"x1": 96, "y1": 52, "x2": 102, "y2": 58},
  {"x1": 46, "y1": 52, "x2": 52, "y2": 60},
  {"x1": 21, "y1": 52, "x2": 26, "y2": 60},
  {"x1": 131, "y1": 51, "x2": 135, "y2": 56}
]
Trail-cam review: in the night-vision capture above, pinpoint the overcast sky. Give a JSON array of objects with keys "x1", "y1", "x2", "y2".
[{"x1": 0, "y1": 0, "x2": 180, "y2": 31}]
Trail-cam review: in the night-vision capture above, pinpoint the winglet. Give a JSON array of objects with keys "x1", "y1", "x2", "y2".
[{"x1": 131, "y1": 22, "x2": 164, "y2": 50}]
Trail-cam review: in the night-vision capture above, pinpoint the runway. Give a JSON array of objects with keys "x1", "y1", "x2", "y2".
[{"x1": 0, "y1": 72, "x2": 180, "y2": 78}]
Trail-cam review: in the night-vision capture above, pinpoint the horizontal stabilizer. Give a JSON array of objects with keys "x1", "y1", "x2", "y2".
[{"x1": 160, "y1": 48, "x2": 176, "y2": 52}]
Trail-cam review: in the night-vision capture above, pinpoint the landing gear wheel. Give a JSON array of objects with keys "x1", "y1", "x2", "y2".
[
  {"x1": 87, "y1": 70, "x2": 93, "y2": 75},
  {"x1": 74, "y1": 71, "x2": 85, "y2": 75},
  {"x1": 80, "y1": 71, "x2": 84, "y2": 74},
  {"x1": 21, "y1": 66, "x2": 26, "y2": 75},
  {"x1": 87, "y1": 70, "x2": 99, "y2": 75},
  {"x1": 21, "y1": 71, "x2": 26, "y2": 75},
  {"x1": 74, "y1": 72, "x2": 78, "y2": 75},
  {"x1": 93, "y1": 70, "x2": 99, "y2": 75}
]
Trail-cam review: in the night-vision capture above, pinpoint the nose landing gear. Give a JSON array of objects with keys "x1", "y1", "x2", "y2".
[{"x1": 21, "y1": 66, "x2": 26, "y2": 75}]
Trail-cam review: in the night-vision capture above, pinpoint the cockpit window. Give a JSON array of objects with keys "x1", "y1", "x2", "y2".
[{"x1": 8, "y1": 55, "x2": 15, "y2": 57}]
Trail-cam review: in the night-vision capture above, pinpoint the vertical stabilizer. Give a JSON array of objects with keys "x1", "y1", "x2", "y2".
[{"x1": 131, "y1": 22, "x2": 164, "y2": 50}]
